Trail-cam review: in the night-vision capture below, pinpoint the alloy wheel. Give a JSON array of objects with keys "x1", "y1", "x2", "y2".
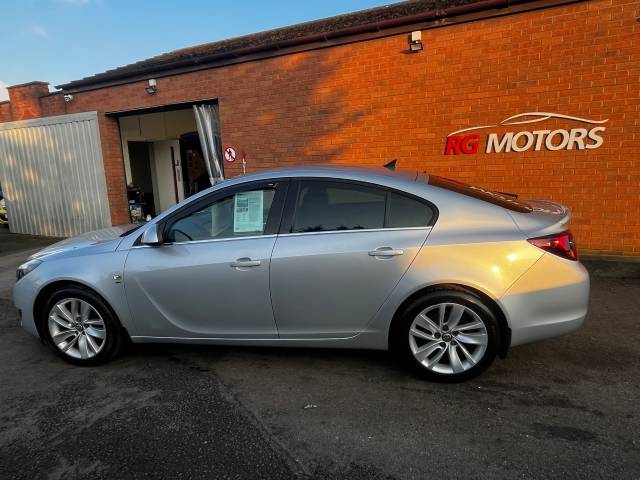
[
  {"x1": 409, "y1": 302, "x2": 488, "y2": 375},
  {"x1": 47, "y1": 298, "x2": 107, "y2": 360}
]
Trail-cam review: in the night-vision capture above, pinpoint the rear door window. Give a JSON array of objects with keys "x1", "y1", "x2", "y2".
[
  {"x1": 290, "y1": 180, "x2": 435, "y2": 233},
  {"x1": 387, "y1": 192, "x2": 435, "y2": 228},
  {"x1": 292, "y1": 181, "x2": 386, "y2": 233}
]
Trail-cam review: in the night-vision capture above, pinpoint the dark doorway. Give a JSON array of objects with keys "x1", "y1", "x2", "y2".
[
  {"x1": 127, "y1": 141, "x2": 156, "y2": 220},
  {"x1": 180, "y1": 132, "x2": 210, "y2": 198}
]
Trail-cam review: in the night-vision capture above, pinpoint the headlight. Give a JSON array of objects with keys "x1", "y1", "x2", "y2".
[{"x1": 16, "y1": 259, "x2": 42, "y2": 281}]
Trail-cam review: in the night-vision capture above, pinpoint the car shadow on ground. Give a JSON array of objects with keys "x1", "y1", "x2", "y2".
[{"x1": 117, "y1": 338, "x2": 561, "y2": 386}]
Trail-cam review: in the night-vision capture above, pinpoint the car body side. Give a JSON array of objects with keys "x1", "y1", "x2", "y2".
[{"x1": 14, "y1": 167, "x2": 589, "y2": 351}]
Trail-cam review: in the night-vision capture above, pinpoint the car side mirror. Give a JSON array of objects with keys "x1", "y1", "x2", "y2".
[{"x1": 141, "y1": 224, "x2": 163, "y2": 246}]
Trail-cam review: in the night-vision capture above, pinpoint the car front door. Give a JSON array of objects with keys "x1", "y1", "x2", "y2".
[
  {"x1": 270, "y1": 179, "x2": 435, "y2": 338},
  {"x1": 124, "y1": 180, "x2": 288, "y2": 339}
]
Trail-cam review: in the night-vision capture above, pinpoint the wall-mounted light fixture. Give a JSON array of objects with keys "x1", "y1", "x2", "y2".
[
  {"x1": 145, "y1": 79, "x2": 157, "y2": 95},
  {"x1": 408, "y1": 31, "x2": 423, "y2": 52},
  {"x1": 63, "y1": 94, "x2": 73, "y2": 102}
]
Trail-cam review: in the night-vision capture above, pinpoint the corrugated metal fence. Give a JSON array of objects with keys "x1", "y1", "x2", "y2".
[{"x1": 0, "y1": 111, "x2": 111, "y2": 237}]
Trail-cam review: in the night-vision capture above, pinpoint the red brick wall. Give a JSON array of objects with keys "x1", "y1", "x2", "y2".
[
  {"x1": 40, "y1": 93, "x2": 66, "y2": 117},
  {"x1": 98, "y1": 115, "x2": 129, "y2": 225},
  {"x1": 0, "y1": 102, "x2": 11, "y2": 123},
  {"x1": 2, "y1": 0, "x2": 639, "y2": 254},
  {"x1": 6, "y1": 82, "x2": 50, "y2": 120}
]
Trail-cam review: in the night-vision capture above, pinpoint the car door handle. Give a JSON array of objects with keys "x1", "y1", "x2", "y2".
[
  {"x1": 368, "y1": 247, "x2": 404, "y2": 257},
  {"x1": 230, "y1": 258, "x2": 261, "y2": 268}
]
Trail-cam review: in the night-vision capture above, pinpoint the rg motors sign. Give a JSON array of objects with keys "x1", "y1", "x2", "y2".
[{"x1": 444, "y1": 112, "x2": 608, "y2": 155}]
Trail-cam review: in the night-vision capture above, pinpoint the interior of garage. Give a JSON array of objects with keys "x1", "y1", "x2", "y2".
[{"x1": 118, "y1": 106, "x2": 220, "y2": 222}]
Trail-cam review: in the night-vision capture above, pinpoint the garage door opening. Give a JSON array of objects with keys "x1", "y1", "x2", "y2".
[{"x1": 118, "y1": 105, "x2": 223, "y2": 222}]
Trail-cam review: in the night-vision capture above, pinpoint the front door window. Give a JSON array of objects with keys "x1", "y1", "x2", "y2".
[{"x1": 166, "y1": 188, "x2": 276, "y2": 242}]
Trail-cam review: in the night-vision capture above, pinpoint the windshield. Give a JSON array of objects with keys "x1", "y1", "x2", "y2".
[{"x1": 427, "y1": 175, "x2": 533, "y2": 213}]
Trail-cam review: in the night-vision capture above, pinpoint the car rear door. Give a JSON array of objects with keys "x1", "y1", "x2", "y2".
[{"x1": 269, "y1": 179, "x2": 436, "y2": 338}]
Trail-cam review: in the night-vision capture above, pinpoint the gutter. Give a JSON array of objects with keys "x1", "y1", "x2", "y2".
[{"x1": 58, "y1": 0, "x2": 584, "y2": 93}]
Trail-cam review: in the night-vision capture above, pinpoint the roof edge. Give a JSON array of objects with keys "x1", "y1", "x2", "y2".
[
  {"x1": 57, "y1": 0, "x2": 584, "y2": 93},
  {"x1": 7, "y1": 81, "x2": 49, "y2": 90}
]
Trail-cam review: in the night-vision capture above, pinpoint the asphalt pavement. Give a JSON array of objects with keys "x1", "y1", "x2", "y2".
[{"x1": 0, "y1": 227, "x2": 638, "y2": 479}]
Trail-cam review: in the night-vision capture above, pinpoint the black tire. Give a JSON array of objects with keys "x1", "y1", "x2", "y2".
[
  {"x1": 391, "y1": 289, "x2": 500, "y2": 383},
  {"x1": 41, "y1": 286, "x2": 123, "y2": 366}
]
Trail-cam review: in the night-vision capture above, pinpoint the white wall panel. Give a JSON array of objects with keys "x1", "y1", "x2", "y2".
[{"x1": 0, "y1": 111, "x2": 111, "y2": 237}]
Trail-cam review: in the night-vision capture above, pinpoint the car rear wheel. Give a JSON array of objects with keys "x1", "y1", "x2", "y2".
[
  {"x1": 42, "y1": 286, "x2": 123, "y2": 366},
  {"x1": 393, "y1": 290, "x2": 500, "y2": 382}
]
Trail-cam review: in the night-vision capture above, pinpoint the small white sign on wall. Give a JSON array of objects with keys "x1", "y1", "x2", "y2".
[
  {"x1": 233, "y1": 191, "x2": 264, "y2": 233},
  {"x1": 224, "y1": 146, "x2": 237, "y2": 162}
]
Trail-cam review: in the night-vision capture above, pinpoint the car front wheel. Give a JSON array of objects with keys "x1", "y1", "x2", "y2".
[
  {"x1": 394, "y1": 290, "x2": 500, "y2": 382},
  {"x1": 42, "y1": 286, "x2": 123, "y2": 366}
]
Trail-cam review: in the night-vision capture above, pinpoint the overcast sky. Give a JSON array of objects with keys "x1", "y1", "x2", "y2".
[{"x1": 0, "y1": 0, "x2": 390, "y2": 100}]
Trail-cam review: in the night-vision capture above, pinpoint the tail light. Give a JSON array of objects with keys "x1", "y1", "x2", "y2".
[{"x1": 527, "y1": 231, "x2": 578, "y2": 261}]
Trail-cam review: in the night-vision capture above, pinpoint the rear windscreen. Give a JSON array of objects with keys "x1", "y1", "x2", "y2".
[{"x1": 427, "y1": 175, "x2": 533, "y2": 213}]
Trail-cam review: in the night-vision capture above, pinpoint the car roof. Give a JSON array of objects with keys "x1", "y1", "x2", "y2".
[{"x1": 220, "y1": 165, "x2": 426, "y2": 188}]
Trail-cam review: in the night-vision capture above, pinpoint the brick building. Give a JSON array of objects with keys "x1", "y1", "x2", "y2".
[{"x1": 0, "y1": 0, "x2": 638, "y2": 255}]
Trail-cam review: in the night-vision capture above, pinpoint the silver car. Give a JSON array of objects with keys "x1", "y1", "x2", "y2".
[{"x1": 14, "y1": 167, "x2": 589, "y2": 381}]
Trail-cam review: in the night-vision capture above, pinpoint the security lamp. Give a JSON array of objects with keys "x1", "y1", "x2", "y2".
[
  {"x1": 145, "y1": 79, "x2": 157, "y2": 95},
  {"x1": 409, "y1": 31, "x2": 423, "y2": 52},
  {"x1": 63, "y1": 94, "x2": 73, "y2": 102}
]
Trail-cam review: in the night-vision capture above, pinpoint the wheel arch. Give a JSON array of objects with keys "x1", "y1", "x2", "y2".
[
  {"x1": 33, "y1": 279, "x2": 127, "y2": 341},
  {"x1": 388, "y1": 283, "x2": 511, "y2": 358}
]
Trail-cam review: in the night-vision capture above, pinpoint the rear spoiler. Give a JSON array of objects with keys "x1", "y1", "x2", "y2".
[{"x1": 507, "y1": 200, "x2": 571, "y2": 238}]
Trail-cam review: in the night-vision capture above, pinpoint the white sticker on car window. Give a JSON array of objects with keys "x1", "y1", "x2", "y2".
[{"x1": 234, "y1": 191, "x2": 264, "y2": 233}]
